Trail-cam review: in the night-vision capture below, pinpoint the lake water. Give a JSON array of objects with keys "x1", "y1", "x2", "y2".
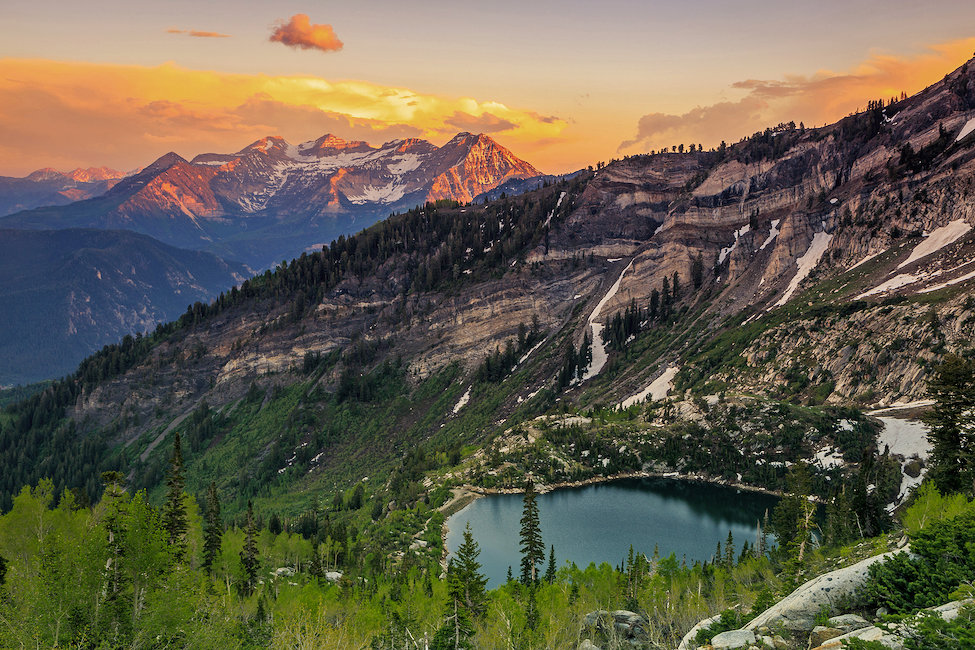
[{"x1": 445, "y1": 477, "x2": 779, "y2": 587}]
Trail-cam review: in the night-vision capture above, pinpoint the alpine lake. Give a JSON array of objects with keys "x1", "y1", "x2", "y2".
[{"x1": 445, "y1": 477, "x2": 779, "y2": 587}]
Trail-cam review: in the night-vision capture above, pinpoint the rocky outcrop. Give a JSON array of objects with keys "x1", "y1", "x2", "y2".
[
  {"x1": 709, "y1": 629, "x2": 755, "y2": 649},
  {"x1": 582, "y1": 610, "x2": 651, "y2": 648},
  {"x1": 745, "y1": 548, "x2": 907, "y2": 631}
]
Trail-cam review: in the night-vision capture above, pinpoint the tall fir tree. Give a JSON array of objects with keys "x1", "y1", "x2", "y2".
[
  {"x1": 240, "y1": 500, "x2": 260, "y2": 595},
  {"x1": 544, "y1": 544, "x2": 557, "y2": 583},
  {"x1": 923, "y1": 354, "x2": 975, "y2": 493},
  {"x1": 161, "y1": 432, "x2": 187, "y2": 563},
  {"x1": 519, "y1": 479, "x2": 544, "y2": 584},
  {"x1": 202, "y1": 481, "x2": 222, "y2": 574},
  {"x1": 431, "y1": 560, "x2": 476, "y2": 650},
  {"x1": 454, "y1": 523, "x2": 488, "y2": 617}
]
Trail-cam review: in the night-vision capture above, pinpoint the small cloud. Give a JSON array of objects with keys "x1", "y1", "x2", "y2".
[
  {"x1": 269, "y1": 14, "x2": 343, "y2": 53},
  {"x1": 189, "y1": 30, "x2": 230, "y2": 38},
  {"x1": 166, "y1": 28, "x2": 231, "y2": 38}
]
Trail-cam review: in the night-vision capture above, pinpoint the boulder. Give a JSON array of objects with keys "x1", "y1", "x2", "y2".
[
  {"x1": 578, "y1": 640, "x2": 602, "y2": 650},
  {"x1": 928, "y1": 598, "x2": 971, "y2": 621},
  {"x1": 710, "y1": 628, "x2": 756, "y2": 649},
  {"x1": 582, "y1": 609, "x2": 650, "y2": 647},
  {"x1": 807, "y1": 626, "x2": 843, "y2": 648},
  {"x1": 324, "y1": 571, "x2": 343, "y2": 582},
  {"x1": 745, "y1": 548, "x2": 908, "y2": 631},
  {"x1": 676, "y1": 613, "x2": 721, "y2": 650},
  {"x1": 826, "y1": 614, "x2": 869, "y2": 632},
  {"x1": 811, "y1": 624, "x2": 904, "y2": 650}
]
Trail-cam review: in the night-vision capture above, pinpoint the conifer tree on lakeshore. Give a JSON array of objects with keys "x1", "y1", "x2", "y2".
[{"x1": 519, "y1": 479, "x2": 544, "y2": 584}]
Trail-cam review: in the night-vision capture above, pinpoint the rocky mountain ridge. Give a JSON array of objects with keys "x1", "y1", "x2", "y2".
[
  {"x1": 0, "y1": 132, "x2": 542, "y2": 269},
  {"x1": 0, "y1": 166, "x2": 127, "y2": 216}
]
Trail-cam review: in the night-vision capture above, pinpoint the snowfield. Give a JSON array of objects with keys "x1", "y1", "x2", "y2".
[
  {"x1": 618, "y1": 365, "x2": 679, "y2": 409},
  {"x1": 956, "y1": 117, "x2": 975, "y2": 142},
  {"x1": 452, "y1": 386, "x2": 471, "y2": 414},
  {"x1": 774, "y1": 231, "x2": 833, "y2": 306},
  {"x1": 581, "y1": 260, "x2": 634, "y2": 382},
  {"x1": 897, "y1": 219, "x2": 971, "y2": 269}
]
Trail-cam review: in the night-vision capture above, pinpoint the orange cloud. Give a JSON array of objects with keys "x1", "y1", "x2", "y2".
[
  {"x1": 269, "y1": 14, "x2": 343, "y2": 53},
  {"x1": 0, "y1": 59, "x2": 567, "y2": 175},
  {"x1": 620, "y1": 37, "x2": 975, "y2": 153},
  {"x1": 166, "y1": 28, "x2": 231, "y2": 38}
]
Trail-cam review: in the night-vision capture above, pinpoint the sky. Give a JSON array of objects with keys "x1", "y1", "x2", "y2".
[{"x1": 1, "y1": 0, "x2": 974, "y2": 176}]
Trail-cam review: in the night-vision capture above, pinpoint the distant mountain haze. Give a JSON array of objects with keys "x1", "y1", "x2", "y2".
[{"x1": 0, "y1": 229, "x2": 247, "y2": 386}]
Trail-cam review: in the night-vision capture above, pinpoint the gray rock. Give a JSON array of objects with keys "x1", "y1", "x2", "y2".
[
  {"x1": 745, "y1": 548, "x2": 908, "y2": 631},
  {"x1": 582, "y1": 609, "x2": 649, "y2": 646},
  {"x1": 711, "y1": 629, "x2": 756, "y2": 649},
  {"x1": 578, "y1": 640, "x2": 601, "y2": 650},
  {"x1": 827, "y1": 614, "x2": 869, "y2": 632},
  {"x1": 810, "y1": 624, "x2": 904, "y2": 650},
  {"x1": 808, "y1": 626, "x2": 843, "y2": 648},
  {"x1": 927, "y1": 598, "x2": 971, "y2": 621},
  {"x1": 677, "y1": 613, "x2": 722, "y2": 650}
]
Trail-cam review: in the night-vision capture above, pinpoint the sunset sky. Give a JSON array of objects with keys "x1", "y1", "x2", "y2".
[{"x1": 2, "y1": 0, "x2": 975, "y2": 175}]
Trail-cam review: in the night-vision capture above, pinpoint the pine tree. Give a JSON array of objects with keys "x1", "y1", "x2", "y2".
[
  {"x1": 519, "y1": 479, "x2": 544, "y2": 584},
  {"x1": 432, "y1": 560, "x2": 476, "y2": 650},
  {"x1": 724, "y1": 531, "x2": 735, "y2": 567},
  {"x1": 923, "y1": 354, "x2": 975, "y2": 493},
  {"x1": 524, "y1": 583, "x2": 539, "y2": 631},
  {"x1": 202, "y1": 481, "x2": 222, "y2": 574},
  {"x1": 240, "y1": 501, "x2": 260, "y2": 595},
  {"x1": 544, "y1": 544, "x2": 557, "y2": 583},
  {"x1": 161, "y1": 432, "x2": 188, "y2": 563},
  {"x1": 454, "y1": 523, "x2": 488, "y2": 617}
]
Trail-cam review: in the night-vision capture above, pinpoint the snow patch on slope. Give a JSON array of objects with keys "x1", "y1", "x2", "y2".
[
  {"x1": 387, "y1": 154, "x2": 421, "y2": 175},
  {"x1": 876, "y1": 416, "x2": 931, "y2": 503},
  {"x1": 453, "y1": 386, "x2": 471, "y2": 414},
  {"x1": 857, "y1": 272, "x2": 923, "y2": 299},
  {"x1": 774, "y1": 231, "x2": 833, "y2": 306},
  {"x1": 719, "y1": 224, "x2": 750, "y2": 265},
  {"x1": 897, "y1": 219, "x2": 971, "y2": 269},
  {"x1": 919, "y1": 266, "x2": 975, "y2": 293},
  {"x1": 848, "y1": 250, "x2": 884, "y2": 271},
  {"x1": 956, "y1": 117, "x2": 975, "y2": 142},
  {"x1": 581, "y1": 260, "x2": 634, "y2": 382},
  {"x1": 619, "y1": 365, "x2": 679, "y2": 409},
  {"x1": 346, "y1": 182, "x2": 408, "y2": 205},
  {"x1": 759, "y1": 219, "x2": 780, "y2": 251}
]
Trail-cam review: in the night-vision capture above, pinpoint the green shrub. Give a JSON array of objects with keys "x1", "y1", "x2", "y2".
[{"x1": 864, "y1": 508, "x2": 975, "y2": 614}]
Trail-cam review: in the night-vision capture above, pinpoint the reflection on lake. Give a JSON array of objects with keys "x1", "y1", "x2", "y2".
[{"x1": 445, "y1": 478, "x2": 778, "y2": 587}]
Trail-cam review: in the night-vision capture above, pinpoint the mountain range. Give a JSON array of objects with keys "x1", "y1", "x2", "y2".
[
  {"x1": 0, "y1": 132, "x2": 544, "y2": 384},
  {"x1": 0, "y1": 132, "x2": 543, "y2": 270},
  {"x1": 0, "y1": 166, "x2": 128, "y2": 216},
  {"x1": 1, "y1": 57, "x2": 974, "y2": 518}
]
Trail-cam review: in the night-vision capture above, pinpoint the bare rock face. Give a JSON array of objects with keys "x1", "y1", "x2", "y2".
[{"x1": 745, "y1": 549, "x2": 908, "y2": 632}]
